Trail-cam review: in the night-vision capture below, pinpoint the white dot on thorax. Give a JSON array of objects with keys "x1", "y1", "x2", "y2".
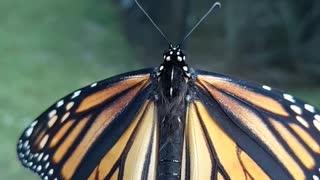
[
  {"x1": 183, "y1": 66, "x2": 188, "y2": 71},
  {"x1": 159, "y1": 65, "x2": 164, "y2": 71}
]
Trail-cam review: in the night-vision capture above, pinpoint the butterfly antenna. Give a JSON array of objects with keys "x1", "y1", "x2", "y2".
[
  {"x1": 181, "y1": 1, "x2": 221, "y2": 44},
  {"x1": 135, "y1": 0, "x2": 170, "y2": 44}
]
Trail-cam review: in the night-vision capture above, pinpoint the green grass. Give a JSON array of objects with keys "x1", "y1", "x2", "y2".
[
  {"x1": 0, "y1": 0, "x2": 319, "y2": 179},
  {"x1": 0, "y1": 0, "x2": 142, "y2": 179}
]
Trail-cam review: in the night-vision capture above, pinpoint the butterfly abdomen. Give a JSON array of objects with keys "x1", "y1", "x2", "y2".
[
  {"x1": 158, "y1": 124, "x2": 183, "y2": 180},
  {"x1": 156, "y1": 63, "x2": 188, "y2": 179}
]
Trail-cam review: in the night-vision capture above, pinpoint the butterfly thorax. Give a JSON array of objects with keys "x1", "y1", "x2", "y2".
[{"x1": 155, "y1": 45, "x2": 191, "y2": 179}]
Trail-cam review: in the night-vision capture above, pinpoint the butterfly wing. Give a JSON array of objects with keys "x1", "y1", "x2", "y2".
[
  {"x1": 17, "y1": 69, "x2": 159, "y2": 180},
  {"x1": 181, "y1": 69, "x2": 320, "y2": 179}
]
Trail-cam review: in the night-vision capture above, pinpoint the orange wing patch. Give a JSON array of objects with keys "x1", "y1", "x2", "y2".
[
  {"x1": 50, "y1": 120, "x2": 74, "y2": 148},
  {"x1": 270, "y1": 118, "x2": 315, "y2": 169},
  {"x1": 289, "y1": 124, "x2": 320, "y2": 154},
  {"x1": 197, "y1": 75, "x2": 289, "y2": 117},
  {"x1": 184, "y1": 103, "x2": 214, "y2": 179},
  {"x1": 77, "y1": 75, "x2": 150, "y2": 113},
  {"x1": 88, "y1": 101, "x2": 158, "y2": 180},
  {"x1": 61, "y1": 84, "x2": 149, "y2": 179},
  {"x1": 185, "y1": 102, "x2": 270, "y2": 180},
  {"x1": 54, "y1": 116, "x2": 90, "y2": 164}
]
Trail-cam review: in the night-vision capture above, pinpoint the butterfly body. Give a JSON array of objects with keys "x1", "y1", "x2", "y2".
[
  {"x1": 17, "y1": 44, "x2": 320, "y2": 180},
  {"x1": 156, "y1": 46, "x2": 189, "y2": 179}
]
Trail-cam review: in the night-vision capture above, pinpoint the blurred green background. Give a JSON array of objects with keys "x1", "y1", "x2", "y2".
[{"x1": 0, "y1": 0, "x2": 319, "y2": 179}]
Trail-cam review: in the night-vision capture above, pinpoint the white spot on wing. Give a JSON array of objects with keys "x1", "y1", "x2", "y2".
[
  {"x1": 45, "y1": 162, "x2": 50, "y2": 169},
  {"x1": 262, "y1": 85, "x2": 272, "y2": 91},
  {"x1": 48, "y1": 110, "x2": 57, "y2": 118},
  {"x1": 170, "y1": 87, "x2": 173, "y2": 96},
  {"x1": 313, "y1": 175, "x2": 320, "y2": 180},
  {"x1": 290, "y1": 105, "x2": 302, "y2": 115},
  {"x1": 37, "y1": 153, "x2": 44, "y2": 162},
  {"x1": 23, "y1": 140, "x2": 29, "y2": 149},
  {"x1": 304, "y1": 104, "x2": 315, "y2": 113},
  {"x1": 296, "y1": 116, "x2": 309, "y2": 128},
  {"x1": 43, "y1": 154, "x2": 49, "y2": 161},
  {"x1": 25, "y1": 127, "x2": 33, "y2": 137},
  {"x1": 30, "y1": 120, "x2": 38, "y2": 128},
  {"x1": 90, "y1": 83, "x2": 97, "y2": 87},
  {"x1": 283, "y1": 94, "x2": 295, "y2": 103},
  {"x1": 56, "y1": 100, "x2": 64, "y2": 108},
  {"x1": 313, "y1": 120, "x2": 320, "y2": 132},
  {"x1": 48, "y1": 169, "x2": 54, "y2": 175},
  {"x1": 315, "y1": 114, "x2": 320, "y2": 122},
  {"x1": 36, "y1": 165, "x2": 42, "y2": 172},
  {"x1": 71, "y1": 90, "x2": 81, "y2": 99}
]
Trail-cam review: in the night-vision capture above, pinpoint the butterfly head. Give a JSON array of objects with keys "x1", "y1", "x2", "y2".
[
  {"x1": 157, "y1": 44, "x2": 191, "y2": 78},
  {"x1": 163, "y1": 44, "x2": 186, "y2": 63}
]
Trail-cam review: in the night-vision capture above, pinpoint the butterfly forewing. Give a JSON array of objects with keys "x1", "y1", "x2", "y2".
[{"x1": 17, "y1": 69, "x2": 154, "y2": 180}]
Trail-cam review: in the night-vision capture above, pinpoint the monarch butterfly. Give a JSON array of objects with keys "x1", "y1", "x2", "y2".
[{"x1": 17, "y1": 1, "x2": 320, "y2": 180}]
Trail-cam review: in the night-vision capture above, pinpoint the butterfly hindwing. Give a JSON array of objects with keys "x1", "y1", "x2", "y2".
[
  {"x1": 86, "y1": 100, "x2": 158, "y2": 180},
  {"x1": 182, "y1": 101, "x2": 271, "y2": 180},
  {"x1": 192, "y1": 69, "x2": 320, "y2": 179},
  {"x1": 17, "y1": 69, "x2": 156, "y2": 180}
]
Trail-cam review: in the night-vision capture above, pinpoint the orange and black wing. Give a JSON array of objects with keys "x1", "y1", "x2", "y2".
[
  {"x1": 181, "y1": 70, "x2": 320, "y2": 180},
  {"x1": 17, "y1": 69, "x2": 159, "y2": 180}
]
